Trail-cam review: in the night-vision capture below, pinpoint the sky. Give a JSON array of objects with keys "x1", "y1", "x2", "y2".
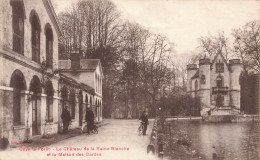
[{"x1": 52, "y1": 0, "x2": 260, "y2": 56}]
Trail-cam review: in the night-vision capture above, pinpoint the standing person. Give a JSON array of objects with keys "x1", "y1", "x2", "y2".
[
  {"x1": 61, "y1": 106, "x2": 71, "y2": 134},
  {"x1": 85, "y1": 107, "x2": 94, "y2": 133},
  {"x1": 139, "y1": 111, "x2": 148, "y2": 135}
]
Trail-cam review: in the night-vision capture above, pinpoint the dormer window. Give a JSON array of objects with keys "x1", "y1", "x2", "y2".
[{"x1": 216, "y1": 62, "x2": 224, "y2": 73}]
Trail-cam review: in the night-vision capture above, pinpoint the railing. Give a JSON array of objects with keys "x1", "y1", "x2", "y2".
[{"x1": 212, "y1": 87, "x2": 228, "y2": 95}]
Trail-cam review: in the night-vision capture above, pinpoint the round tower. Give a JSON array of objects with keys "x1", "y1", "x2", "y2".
[
  {"x1": 187, "y1": 64, "x2": 198, "y2": 93},
  {"x1": 229, "y1": 59, "x2": 242, "y2": 110},
  {"x1": 199, "y1": 58, "x2": 211, "y2": 109}
]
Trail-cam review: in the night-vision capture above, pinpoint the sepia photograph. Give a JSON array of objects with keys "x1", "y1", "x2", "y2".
[{"x1": 0, "y1": 0, "x2": 259, "y2": 159}]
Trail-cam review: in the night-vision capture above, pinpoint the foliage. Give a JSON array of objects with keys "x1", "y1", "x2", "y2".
[
  {"x1": 232, "y1": 21, "x2": 260, "y2": 76},
  {"x1": 240, "y1": 73, "x2": 259, "y2": 114},
  {"x1": 160, "y1": 94, "x2": 201, "y2": 116}
]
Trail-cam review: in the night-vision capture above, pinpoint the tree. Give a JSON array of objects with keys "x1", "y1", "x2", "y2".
[
  {"x1": 198, "y1": 31, "x2": 234, "y2": 60},
  {"x1": 232, "y1": 20, "x2": 260, "y2": 76}
]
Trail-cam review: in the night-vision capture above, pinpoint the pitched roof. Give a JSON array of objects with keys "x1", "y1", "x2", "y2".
[
  {"x1": 60, "y1": 73, "x2": 94, "y2": 94},
  {"x1": 43, "y1": 0, "x2": 62, "y2": 35},
  {"x1": 191, "y1": 70, "x2": 199, "y2": 79},
  {"x1": 59, "y1": 59, "x2": 100, "y2": 70},
  {"x1": 211, "y1": 52, "x2": 228, "y2": 67},
  {"x1": 80, "y1": 59, "x2": 99, "y2": 70}
]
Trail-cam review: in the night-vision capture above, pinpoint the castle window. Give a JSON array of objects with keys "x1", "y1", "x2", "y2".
[
  {"x1": 11, "y1": 1, "x2": 25, "y2": 54},
  {"x1": 216, "y1": 95, "x2": 224, "y2": 107},
  {"x1": 30, "y1": 10, "x2": 41, "y2": 63},
  {"x1": 195, "y1": 80, "x2": 198, "y2": 95},
  {"x1": 45, "y1": 24, "x2": 53, "y2": 69},
  {"x1": 10, "y1": 70, "x2": 26, "y2": 125},
  {"x1": 200, "y1": 75, "x2": 206, "y2": 84},
  {"x1": 69, "y1": 90, "x2": 76, "y2": 119},
  {"x1": 216, "y1": 76, "x2": 223, "y2": 87},
  {"x1": 216, "y1": 62, "x2": 224, "y2": 73}
]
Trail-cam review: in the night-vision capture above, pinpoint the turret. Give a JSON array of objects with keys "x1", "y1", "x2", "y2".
[
  {"x1": 199, "y1": 58, "x2": 211, "y2": 109},
  {"x1": 187, "y1": 64, "x2": 198, "y2": 92},
  {"x1": 229, "y1": 59, "x2": 242, "y2": 109}
]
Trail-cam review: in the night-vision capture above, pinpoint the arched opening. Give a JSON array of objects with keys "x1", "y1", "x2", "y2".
[
  {"x1": 98, "y1": 100, "x2": 100, "y2": 121},
  {"x1": 78, "y1": 90, "x2": 83, "y2": 126},
  {"x1": 61, "y1": 86, "x2": 68, "y2": 111},
  {"x1": 95, "y1": 99, "x2": 98, "y2": 119},
  {"x1": 216, "y1": 95, "x2": 224, "y2": 108},
  {"x1": 45, "y1": 23, "x2": 53, "y2": 68},
  {"x1": 69, "y1": 90, "x2": 76, "y2": 119},
  {"x1": 11, "y1": 0, "x2": 25, "y2": 54},
  {"x1": 45, "y1": 80, "x2": 54, "y2": 122},
  {"x1": 30, "y1": 10, "x2": 41, "y2": 63},
  {"x1": 85, "y1": 94, "x2": 88, "y2": 108},
  {"x1": 195, "y1": 80, "x2": 198, "y2": 95},
  {"x1": 10, "y1": 70, "x2": 26, "y2": 125},
  {"x1": 29, "y1": 75, "x2": 42, "y2": 136},
  {"x1": 216, "y1": 75, "x2": 223, "y2": 88},
  {"x1": 90, "y1": 96, "x2": 92, "y2": 109},
  {"x1": 200, "y1": 75, "x2": 206, "y2": 84}
]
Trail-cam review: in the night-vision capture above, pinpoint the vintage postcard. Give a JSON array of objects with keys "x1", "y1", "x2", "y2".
[{"x1": 0, "y1": 0, "x2": 259, "y2": 159}]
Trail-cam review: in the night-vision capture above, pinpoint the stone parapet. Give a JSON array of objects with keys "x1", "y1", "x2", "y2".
[
  {"x1": 199, "y1": 58, "x2": 211, "y2": 66},
  {"x1": 187, "y1": 64, "x2": 197, "y2": 70},
  {"x1": 229, "y1": 59, "x2": 241, "y2": 65}
]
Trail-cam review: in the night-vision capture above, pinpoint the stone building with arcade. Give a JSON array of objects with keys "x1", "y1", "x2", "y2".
[
  {"x1": 59, "y1": 51, "x2": 103, "y2": 129},
  {"x1": 0, "y1": 0, "x2": 61, "y2": 141},
  {"x1": 187, "y1": 52, "x2": 242, "y2": 116},
  {"x1": 0, "y1": 0, "x2": 103, "y2": 143}
]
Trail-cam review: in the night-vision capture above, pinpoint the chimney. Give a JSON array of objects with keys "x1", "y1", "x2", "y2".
[{"x1": 70, "y1": 49, "x2": 81, "y2": 69}]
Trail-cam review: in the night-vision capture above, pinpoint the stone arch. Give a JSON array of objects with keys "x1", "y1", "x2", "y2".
[
  {"x1": 216, "y1": 75, "x2": 223, "y2": 87},
  {"x1": 44, "y1": 23, "x2": 53, "y2": 68},
  {"x1": 44, "y1": 23, "x2": 53, "y2": 40},
  {"x1": 10, "y1": 69, "x2": 26, "y2": 90},
  {"x1": 29, "y1": 75, "x2": 42, "y2": 94},
  {"x1": 30, "y1": 9, "x2": 41, "y2": 63},
  {"x1": 45, "y1": 80, "x2": 54, "y2": 97},
  {"x1": 10, "y1": 70, "x2": 26, "y2": 125},
  {"x1": 61, "y1": 86, "x2": 68, "y2": 100},
  {"x1": 29, "y1": 75, "x2": 42, "y2": 135},
  {"x1": 29, "y1": 10, "x2": 41, "y2": 31}
]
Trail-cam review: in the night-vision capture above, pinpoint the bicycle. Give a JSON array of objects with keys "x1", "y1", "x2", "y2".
[
  {"x1": 82, "y1": 122, "x2": 98, "y2": 135},
  {"x1": 138, "y1": 121, "x2": 145, "y2": 136}
]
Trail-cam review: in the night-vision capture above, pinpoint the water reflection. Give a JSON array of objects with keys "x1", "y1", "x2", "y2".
[{"x1": 169, "y1": 120, "x2": 259, "y2": 160}]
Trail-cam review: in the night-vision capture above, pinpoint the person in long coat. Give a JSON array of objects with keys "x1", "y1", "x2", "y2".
[
  {"x1": 61, "y1": 106, "x2": 71, "y2": 134},
  {"x1": 85, "y1": 108, "x2": 94, "y2": 133}
]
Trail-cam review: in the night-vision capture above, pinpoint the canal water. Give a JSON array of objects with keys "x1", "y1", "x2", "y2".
[{"x1": 169, "y1": 120, "x2": 259, "y2": 160}]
